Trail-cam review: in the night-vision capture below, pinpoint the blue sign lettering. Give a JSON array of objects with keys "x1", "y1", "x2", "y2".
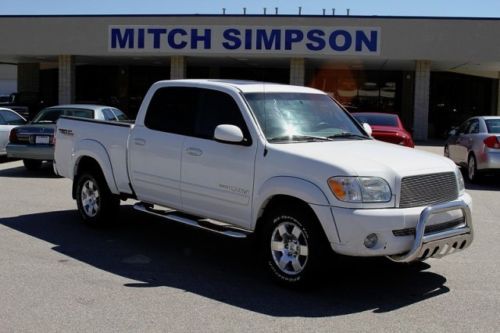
[
  {"x1": 256, "y1": 29, "x2": 281, "y2": 50},
  {"x1": 147, "y1": 28, "x2": 167, "y2": 49},
  {"x1": 111, "y1": 28, "x2": 134, "y2": 49},
  {"x1": 355, "y1": 30, "x2": 378, "y2": 52},
  {"x1": 329, "y1": 30, "x2": 352, "y2": 51},
  {"x1": 191, "y1": 29, "x2": 211, "y2": 49},
  {"x1": 222, "y1": 29, "x2": 241, "y2": 50},
  {"x1": 168, "y1": 29, "x2": 188, "y2": 49},
  {"x1": 306, "y1": 30, "x2": 325, "y2": 51},
  {"x1": 284, "y1": 29, "x2": 304, "y2": 50}
]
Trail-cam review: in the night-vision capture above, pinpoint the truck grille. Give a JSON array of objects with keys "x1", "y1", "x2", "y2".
[{"x1": 399, "y1": 172, "x2": 458, "y2": 208}]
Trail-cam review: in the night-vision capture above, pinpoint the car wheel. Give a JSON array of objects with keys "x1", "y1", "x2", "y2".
[
  {"x1": 444, "y1": 145, "x2": 450, "y2": 158},
  {"x1": 75, "y1": 172, "x2": 120, "y2": 226},
  {"x1": 23, "y1": 159, "x2": 42, "y2": 171},
  {"x1": 260, "y1": 205, "x2": 330, "y2": 288},
  {"x1": 467, "y1": 154, "x2": 480, "y2": 182}
]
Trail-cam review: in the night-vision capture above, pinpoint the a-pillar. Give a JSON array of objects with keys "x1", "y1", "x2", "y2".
[
  {"x1": 170, "y1": 56, "x2": 186, "y2": 80},
  {"x1": 58, "y1": 55, "x2": 75, "y2": 104},
  {"x1": 413, "y1": 60, "x2": 431, "y2": 141},
  {"x1": 17, "y1": 63, "x2": 40, "y2": 93},
  {"x1": 290, "y1": 58, "x2": 305, "y2": 86}
]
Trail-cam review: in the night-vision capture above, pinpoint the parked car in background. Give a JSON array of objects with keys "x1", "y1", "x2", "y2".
[
  {"x1": 7, "y1": 104, "x2": 127, "y2": 170},
  {"x1": 445, "y1": 116, "x2": 500, "y2": 182},
  {"x1": 352, "y1": 112, "x2": 415, "y2": 148},
  {"x1": 0, "y1": 107, "x2": 26, "y2": 158}
]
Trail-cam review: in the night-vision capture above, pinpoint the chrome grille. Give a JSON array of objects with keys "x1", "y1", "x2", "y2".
[{"x1": 399, "y1": 172, "x2": 458, "y2": 208}]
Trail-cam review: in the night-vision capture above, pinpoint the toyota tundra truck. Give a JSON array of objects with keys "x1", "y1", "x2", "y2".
[{"x1": 54, "y1": 80, "x2": 473, "y2": 286}]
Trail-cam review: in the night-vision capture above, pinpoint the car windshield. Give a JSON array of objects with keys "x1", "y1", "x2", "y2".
[
  {"x1": 485, "y1": 119, "x2": 500, "y2": 134},
  {"x1": 353, "y1": 113, "x2": 399, "y2": 127},
  {"x1": 244, "y1": 92, "x2": 366, "y2": 143},
  {"x1": 32, "y1": 108, "x2": 94, "y2": 124}
]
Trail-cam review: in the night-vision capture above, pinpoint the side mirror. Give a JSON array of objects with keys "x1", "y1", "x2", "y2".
[
  {"x1": 362, "y1": 123, "x2": 373, "y2": 136},
  {"x1": 214, "y1": 124, "x2": 244, "y2": 144}
]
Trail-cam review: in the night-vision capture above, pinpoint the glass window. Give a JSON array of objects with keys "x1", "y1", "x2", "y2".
[
  {"x1": 102, "y1": 108, "x2": 117, "y2": 121},
  {"x1": 0, "y1": 113, "x2": 5, "y2": 125},
  {"x1": 457, "y1": 120, "x2": 471, "y2": 134},
  {"x1": 194, "y1": 89, "x2": 249, "y2": 141},
  {"x1": 144, "y1": 87, "x2": 198, "y2": 135},
  {"x1": 244, "y1": 93, "x2": 364, "y2": 142},
  {"x1": 110, "y1": 108, "x2": 128, "y2": 121},
  {"x1": 0, "y1": 110, "x2": 25, "y2": 125},
  {"x1": 467, "y1": 119, "x2": 479, "y2": 134},
  {"x1": 352, "y1": 113, "x2": 398, "y2": 127},
  {"x1": 65, "y1": 109, "x2": 94, "y2": 119},
  {"x1": 32, "y1": 109, "x2": 64, "y2": 123},
  {"x1": 485, "y1": 119, "x2": 500, "y2": 134}
]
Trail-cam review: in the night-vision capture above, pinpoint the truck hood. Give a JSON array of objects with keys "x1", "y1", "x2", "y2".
[{"x1": 268, "y1": 139, "x2": 455, "y2": 178}]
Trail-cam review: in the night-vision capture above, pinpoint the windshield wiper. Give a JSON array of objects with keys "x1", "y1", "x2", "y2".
[
  {"x1": 268, "y1": 134, "x2": 333, "y2": 143},
  {"x1": 327, "y1": 132, "x2": 369, "y2": 140}
]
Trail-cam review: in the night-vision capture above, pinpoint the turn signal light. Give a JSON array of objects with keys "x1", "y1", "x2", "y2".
[
  {"x1": 9, "y1": 128, "x2": 18, "y2": 143},
  {"x1": 484, "y1": 136, "x2": 500, "y2": 149}
]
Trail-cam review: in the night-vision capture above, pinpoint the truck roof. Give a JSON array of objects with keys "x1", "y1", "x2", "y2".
[{"x1": 152, "y1": 79, "x2": 325, "y2": 94}]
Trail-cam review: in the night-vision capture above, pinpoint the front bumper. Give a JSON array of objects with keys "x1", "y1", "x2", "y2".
[
  {"x1": 6, "y1": 143, "x2": 54, "y2": 160},
  {"x1": 330, "y1": 193, "x2": 473, "y2": 261}
]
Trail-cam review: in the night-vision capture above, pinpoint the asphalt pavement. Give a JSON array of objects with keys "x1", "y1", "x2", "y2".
[{"x1": 0, "y1": 145, "x2": 499, "y2": 332}]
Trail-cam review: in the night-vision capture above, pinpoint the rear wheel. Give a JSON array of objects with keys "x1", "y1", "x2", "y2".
[
  {"x1": 467, "y1": 154, "x2": 480, "y2": 182},
  {"x1": 260, "y1": 204, "x2": 330, "y2": 288},
  {"x1": 23, "y1": 159, "x2": 42, "y2": 171},
  {"x1": 75, "y1": 172, "x2": 120, "y2": 226}
]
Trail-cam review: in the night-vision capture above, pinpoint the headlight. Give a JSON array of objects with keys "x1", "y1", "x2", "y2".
[
  {"x1": 328, "y1": 176, "x2": 392, "y2": 203},
  {"x1": 456, "y1": 167, "x2": 465, "y2": 194}
]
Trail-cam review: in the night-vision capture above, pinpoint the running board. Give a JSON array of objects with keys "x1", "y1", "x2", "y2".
[{"x1": 133, "y1": 202, "x2": 250, "y2": 239}]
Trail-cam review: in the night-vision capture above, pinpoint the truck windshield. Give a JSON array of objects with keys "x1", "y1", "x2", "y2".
[{"x1": 244, "y1": 92, "x2": 367, "y2": 143}]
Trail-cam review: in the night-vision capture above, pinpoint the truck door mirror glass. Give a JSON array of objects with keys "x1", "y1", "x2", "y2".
[
  {"x1": 214, "y1": 124, "x2": 244, "y2": 144},
  {"x1": 363, "y1": 123, "x2": 373, "y2": 136}
]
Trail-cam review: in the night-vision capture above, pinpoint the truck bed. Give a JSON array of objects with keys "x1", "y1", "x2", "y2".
[{"x1": 54, "y1": 116, "x2": 134, "y2": 195}]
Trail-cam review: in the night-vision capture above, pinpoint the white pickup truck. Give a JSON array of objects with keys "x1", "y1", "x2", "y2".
[{"x1": 54, "y1": 80, "x2": 473, "y2": 286}]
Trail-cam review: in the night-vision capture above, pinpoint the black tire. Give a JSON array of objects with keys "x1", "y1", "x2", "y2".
[
  {"x1": 75, "y1": 172, "x2": 120, "y2": 226},
  {"x1": 23, "y1": 159, "x2": 42, "y2": 171},
  {"x1": 467, "y1": 154, "x2": 481, "y2": 183},
  {"x1": 260, "y1": 205, "x2": 330, "y2": 288}
]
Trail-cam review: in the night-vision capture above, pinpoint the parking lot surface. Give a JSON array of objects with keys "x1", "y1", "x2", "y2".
[{"x1": 1, "y1": 145, "x2": 499, "y2": 332}]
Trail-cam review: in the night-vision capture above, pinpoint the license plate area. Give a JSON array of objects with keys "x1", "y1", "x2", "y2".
[{"x1": 35, "y1": 136, "x2": 50, "y2": 144}]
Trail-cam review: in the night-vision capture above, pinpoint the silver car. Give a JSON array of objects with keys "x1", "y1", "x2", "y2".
[
  {"x1": 0, "y1": 107, "x2": 26, "y2": 157},
  {"x1": 445, "y1": 116, "x2": 500, "y2": 182},
  {"x1": 6, "y1": 104, "x2": 127, "y2": 170}
]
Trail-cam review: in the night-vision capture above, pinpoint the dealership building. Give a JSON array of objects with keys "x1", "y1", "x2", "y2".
[{"x1": 1, "y1": 14, "x2": 500, "y2": 139}]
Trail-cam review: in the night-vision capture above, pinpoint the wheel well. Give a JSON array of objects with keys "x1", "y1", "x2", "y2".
[
  {"x1": 254, "y1": 195, "x2": 319, "y2": 235},
  {"x1": 72, "y1": 156, "x2": 103, "y2": 199}
]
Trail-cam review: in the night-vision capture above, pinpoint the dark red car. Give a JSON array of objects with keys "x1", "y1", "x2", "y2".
[{"x1": 352, "y1": 112, "x2": 415, "y2": 148}]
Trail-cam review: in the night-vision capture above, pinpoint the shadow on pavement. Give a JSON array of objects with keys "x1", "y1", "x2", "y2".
[
  {"x1": 1, "y1": 205, "x2": 449, "y2": 317},
  {"x1": 0, "y1": 162, "x2": 59, "y2": 178}
]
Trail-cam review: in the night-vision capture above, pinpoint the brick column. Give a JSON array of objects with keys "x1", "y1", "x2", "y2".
[
  {"x1": 413, "y1": 60, "x2": 431, "y2": 141},
  {"x1": 170, "y1": 56, "x2": 186, "y2": 80},
  {"x1": 290, "y1": 58, "x2": 305, "y2": 86},
  {"x1": 58, "y1": 55, "x2": 75, "y2": 104},
  {"x1": 17, "y1": 63, "x2": 40, "y2": 92}
]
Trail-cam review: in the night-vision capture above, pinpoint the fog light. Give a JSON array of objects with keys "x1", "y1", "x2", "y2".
[{"x1": 364, "y1": 233, "x2": 378, "y2": 249}]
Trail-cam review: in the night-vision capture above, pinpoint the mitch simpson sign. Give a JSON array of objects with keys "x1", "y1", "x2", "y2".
[{"x1": 108, "y1": 26, "x2": 380, "y2": 55}]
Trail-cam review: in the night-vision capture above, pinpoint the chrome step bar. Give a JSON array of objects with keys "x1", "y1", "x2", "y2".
[{"x1": 133, "y1": 202, "x2": 250, "y2": 239}]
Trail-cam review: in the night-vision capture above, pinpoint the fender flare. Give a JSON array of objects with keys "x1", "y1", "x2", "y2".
[
  {"x1": 253, "y1": 176, "x2": 340, "y2": 243},
  {"x1": 72, "y1": 139, "x2": 119, "y2": 195}
]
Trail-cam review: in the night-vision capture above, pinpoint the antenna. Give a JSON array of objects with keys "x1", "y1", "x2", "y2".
[
  {"x1": 332, "y1": 8, "x2": 335, "y2": 16},
  {"x1": 299, "y1": 6, "x2": 302, "y2": 15},
  {"x1": 323, "y1": 9, "x2": 326, "y2": 16},
  {"x1": 347, "y1": 9, "x2": 350, "y2": 16},
  {"x1": 275, "y1": 7, "x2": 278, "y2": 15},
  {"x1": 222, "y1": 8, "x2": 226, "y2": 15},
  {"x1": 263, "y1": 7, "x2": 266, "y2": 15},
  {"x1": 243, "y1": 7, "x2": 246, "y2": 15}
]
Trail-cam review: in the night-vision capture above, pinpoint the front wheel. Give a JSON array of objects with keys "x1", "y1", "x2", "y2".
[
  {"x1": 75, "y1": 172, "x2": 120, "y2": 226},
  {"x1": 260, "y1": 206, "x2": 330, "y2": 287}
]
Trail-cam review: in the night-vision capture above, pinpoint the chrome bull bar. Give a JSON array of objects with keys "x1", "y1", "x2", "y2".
[{"x1": 388, "y1": 200, "x2": 473, "y2": 263}]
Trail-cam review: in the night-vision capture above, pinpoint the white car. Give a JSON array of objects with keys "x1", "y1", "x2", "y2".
[
  {"x1": 54, "y1": 80, "x2": 473, "y2": 287},
  {"x1": 0, "y1": 107, "x2": 26, "y2": 157}
]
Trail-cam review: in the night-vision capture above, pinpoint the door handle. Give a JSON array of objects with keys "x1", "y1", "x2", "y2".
[
  {"x1": 185, "y1": 147, "x2": 203, "y2": 156},
  {"x1": 134, "y1": 138, "x2": 146, "y2": 146}
]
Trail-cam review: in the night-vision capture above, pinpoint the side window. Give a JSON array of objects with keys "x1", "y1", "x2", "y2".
[
  {"x1": 0, "y1": 110, "x2": 24, "y2": 125},
  {"x1": 458, "y1": 120, "x2": 470, "y2": 134},
  {"x1": 194, "y1": 89, "x2": 251, "y2": 143},
  {"x1": 102, "y1": 108, "x2": 117, "y2": 121},
  {"x1": 467, "y1": 119, "x2": 479, "y2": 134},
  {"x1": 0, "y1": 113, "x2": 5, "y2": 125},
  {"x1": 144, "y1": 87, "x2": 198, "y2": 135}
]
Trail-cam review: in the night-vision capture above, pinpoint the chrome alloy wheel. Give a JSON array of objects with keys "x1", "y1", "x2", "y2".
[
  {"x1": 270, "y1": 221, "x2": 309, "y2": 275},
  {"x1": 81, "y1": 179, "x2": 100, "y2": 217}
]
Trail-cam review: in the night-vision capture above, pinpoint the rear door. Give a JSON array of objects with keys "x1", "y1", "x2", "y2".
[
  {"x1": 128, "y1": 87, "x2": 196, "y2": 209},
  {"x1": 180, "y1": 88, "x2": 258, "y2": 228}
]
